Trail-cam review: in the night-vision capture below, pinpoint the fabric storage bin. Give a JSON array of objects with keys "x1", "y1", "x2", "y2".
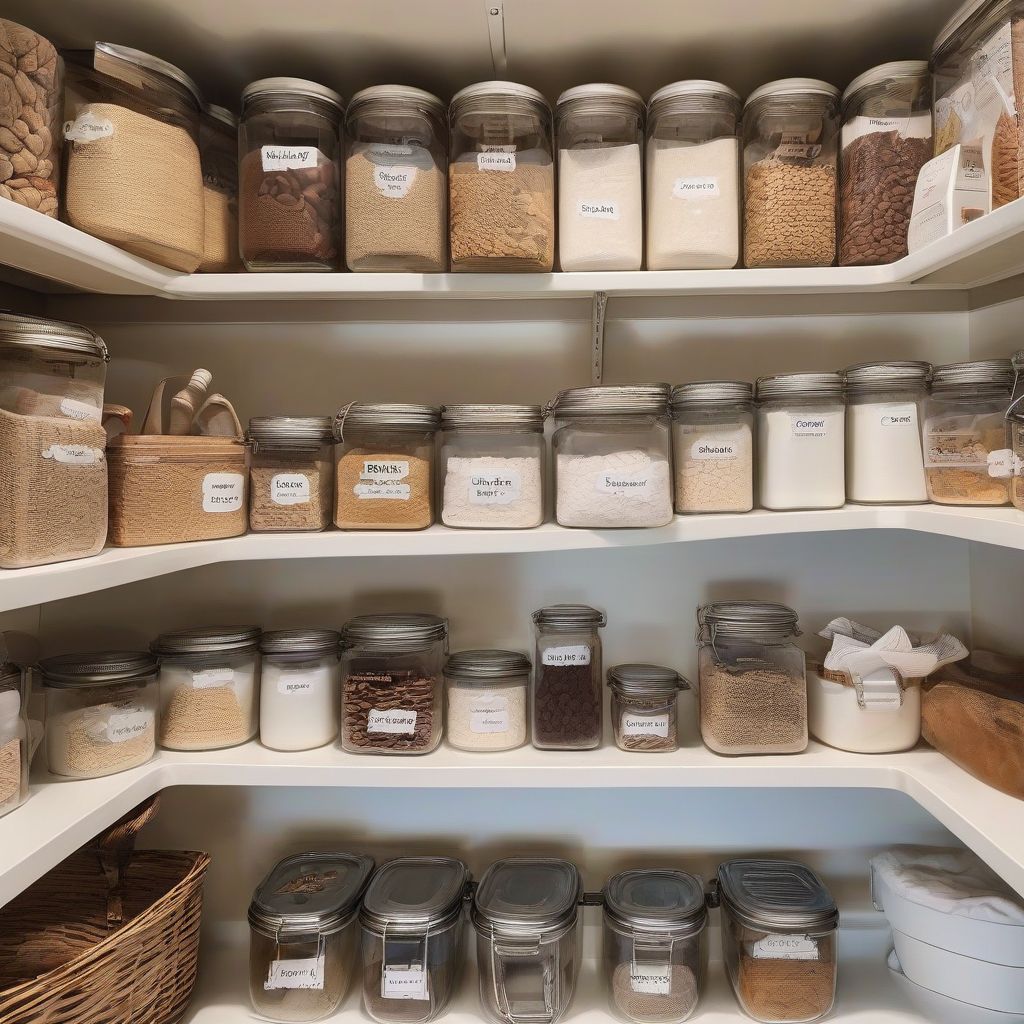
[
  {"x1": 0, "y1": 661, "x2": 29, "y2": 818},
  {"x1": 608, "y1": 663, "x2": 689, "y2": 753},
  {"x1": 445, "y1": 649, "x2": 530, "y2": 753},
  {"x1": 199, "y1": 103, "x2": 240, "y2": 272}
]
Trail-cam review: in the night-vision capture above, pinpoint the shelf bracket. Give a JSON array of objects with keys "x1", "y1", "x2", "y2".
[
  {"x1": 592, "y1": 290, "x2": 608, "y2": 384},
  {"x1": 486, "y1": 2, "x2": 508, "y2": 78}
]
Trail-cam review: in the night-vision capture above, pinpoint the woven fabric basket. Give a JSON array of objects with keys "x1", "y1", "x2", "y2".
[{"x1": 0, "y1": 796, "x2": 210, "y2": 1024}]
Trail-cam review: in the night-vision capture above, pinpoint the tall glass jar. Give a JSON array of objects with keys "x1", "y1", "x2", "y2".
[
  {"x1": 1011, "y1": 350, "x2": 1024, "y2": 512},
  {"x1": 199, "y1": 103, "x2": 241, "y2": 272},
  {"x1": 646, "y1": 81, "x2": 741, "y2": 270},
  {"x1": 239, "y1": 77, "x2": 344, "y2": 272},
  {"x1": 345, "y1": 86, "x2": 447, "y2": 272},
  {"x1": 742, "y1": 79, "x2": 840, "y2": 268},
  {"x1": 556, "y1": 84, "x2": 644, "y2": 272},
  {"x1": 696, "y1": 601, "x2": 807, "y2": 756},
  {"x1": 0, "y1": 663, "x2": 29, "y2": 817},
  {"x1": 445, "y1": 649, "x2": 530, "y2": 752},
  {"x1": 608, "y1": 664, "x2": 689, "y2": 753},
  {"x1": 449, "y1": 82, "x2": 554, "y2": 272}
]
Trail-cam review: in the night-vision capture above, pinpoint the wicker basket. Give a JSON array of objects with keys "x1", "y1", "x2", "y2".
[{"x1": 0, "y1": 796, "x2": 210, "y2": 1024}]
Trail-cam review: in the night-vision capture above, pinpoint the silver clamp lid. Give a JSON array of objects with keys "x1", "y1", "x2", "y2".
[
  {"x1": 603, "y1": 869, "x2": 708, "y2": 937},
  {"x1": 0, "y1": 312, "x2": 108, "y2": 361},
  {"x1": 152, "y1": 625, "x2": 261, "y2": 657},
  {"x1": 716, "y1": 859, "x2": 839, "y2": 933},
  {"x1": 670, "y1": 381, "x2": 753, "y2": 409},
  {"x1": 755, "y1": 372, "x2": 844, "y2": 401},
  {"x1": 472, "y1": 857, "x2": 582, "y2": 937},
  {"x1": 242, "y1": 77, "x2": 344, "y2": 112},
  {"x1": 843, "y1": 361, "x2": 931, "y2": 394},
  {"x1": 607, "y1": 663, "x2": 689, "y2": 696},
  {"x1": 260, "y1": 629, "x2": 341, "y2": 658},
  {"x1": 360, "y1": 856, "x2": 470, "y2": 934},
  {"x1": 440, "y1": 404, "x2": 544, "y2": 432},
  {"x1": 341, "y1": 613, "x2": 448, "y2": 650},
  {"x1": 549, "y1": 383, "x2": 671, "y2": 418},
  {"x1": 248, "y1": 416, "x2": 334, "y2": 451},
  {"x1": 532, "y1": 604, "x2": 607, "y2": 631},
  {"x1": 39, "y1": 651, "x2": 159, "y2": 688},
  {"x1": 697, "y1": 600, "x2": 801, "y2": 643},
  {"x1": 444, "y1": 649, "x2": 531, "y2": 681},
  {"x1": 347, "y1": 84, "x2": 446, "y2": 120},
  {"x1": 334, "y1": 402, "x2": 441, "y2": 439},
  {"x1": 930, "y1": 359, "x2": 1014, "y2": 393}
]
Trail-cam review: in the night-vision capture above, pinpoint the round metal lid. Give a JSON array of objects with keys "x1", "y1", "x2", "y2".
[
  {"x1": 550, "y1": 383, "x2": 671, "y2": 418},
  {"x1": 930, "y1": 359, "x2": 1014, "y2": 392},
  {"x1": 341, "y1": 613, "x2": 448, "y2": 650},
  {"x1": 152, "y1": 625, "x2": 261, "y2": 657},
  {"x1": 698, "y1": 600, "x2": 801, "y2": 642},
  {"x1": 0, "y1": 663, "x2": 21, "y2": 688},
  {"x1": 671, "y1": 381, "x2": 753, "y2": 409},
  {"x1": 260, "y1": 629, "x2": 341, "y2": 657},
  {"x1": 440, "y1": 404, "x2": 544, "y2": 432},
  {"x1": 242, "y1": 77, "x2": 344, "y2": 112},
  {"x1": 744, "y1": 78, "x2": 839, "y2": 109},
  {"x1": 0, "y1": 312, "x2": 107, "y2": 361},
  {"x1": 96, "y1": 42, "x2": 202, "y2": 107},
  {"x1": 334, "y1": 402, "x2": 441, "y2": 438},
  {"x1": 717, "y1": 859, "x2": 838, "y2": 933},
  {"x1": 756, "y1": 372, "x2": 844, "y2": 401},
  {"x1": 360, "y1": 856, "x2": 470, "y2": 934},
  {"x1": 844, "y1": 361, "x2": 931, "y2": 394},
  {"x1": 532, "y1": 604, "x2": 607, "y2": 630},
  {"x1": 648, "y1": 79, "x2": 740, "y2": 115},
  {"x1": 450, "y1": 80, "x2": 549, "y2": 113},
  {"x1": 934, "y1": 0, "x2": 995, "y2": 55},
  {"x1": 841, "y1": 61, "x2": 930, "y2": 106},
  {"x1": 604, "y1": 869, "x2": 708, "y2": 936},
  {"x1": 445, "y1": 649, "x2": 531, "y2": 682},
  {"x1": 607, "y1": 663, "x2": 688, "y2": 696},
  {"x1": 473, "y1": 857, "x2": 582, "y2": 936},
  {"x1": 248, "y1": 416, "x2": 334, "y2": 450},
  {"x1": 204, "y1": 103, "x2": 238, "y2": 128},
  {"x1": 347, "y1": 84, "x2": 446, "y2": 120},
  {"x1": 39, "y1": 651, "x2": 159, "y2": 688},
  {"x1": 556, "y1": 83, "x2": 644, "y2": 110}
]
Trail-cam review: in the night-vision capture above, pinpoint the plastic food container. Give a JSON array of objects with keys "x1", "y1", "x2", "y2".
[
  {"x1": 445, "y1": 649, "x2": 530, "y2": 753},
  {"x1": 199, "y1": 103, "x2": 240, "y2": 272},
  {"x1": 473, "y1": 857, "x2": 583, "y2": 1024},
  {"x1": 0, "y1": 663, "x2": 29, "y2": 818},
  {"x1": 1011, "y1": 349, "x2": 1024, "y2": 512},
  {"x1": 249, "y1": 851, "x2": 375, "y2": 1023},
  {"x1": 608, "y1": 664, "x2": 689, "y2": 753}
]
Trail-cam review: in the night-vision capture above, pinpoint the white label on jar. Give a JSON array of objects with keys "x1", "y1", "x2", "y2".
[
  {"x1": 106, "y1": 709, "x2": 151, "y2": 743},
  {"x1": 265, "y1": 956, "x2": 326, "y2": 990},
  {"x1": 470, "y1": 692, "x2": 510, "y2": 733},
  {"x1": 988, "y1": 448, "x2": 1015, "y2": 478},
  {"x1": 63, "y1": 113, "x2": 115, "y2": 143},
  {"x1": 630, "y1": 964, "x2": 672, "y2": 994},
  {"x1": 374, "y1": 165, "x2": 418, "y2": 197},
  {"x1": 842, "y1": 112, "x2": 933, "y2": 148},
  {"x1": 261, "y1": 145, "x2": 318, "y2": 171},
  {"x1": 277, "y1": 676, "x2": 315, "y2": 696},
  {"x1": 751, "y1": 934, "x2": 819, "y2": 960},
  {"x1": 673, "y1": 176, "x2": 720, "y2": 198},
  {"x1": 690, "y1": 434, "x2": 742, "y2": 461},
  {"x1": 469, "y1": 470, "x2": 522, "y2": 505},
  {"x1": 542, "y1": 645, "x2": 591, "y2": 667},
  {"x1": 622, "y1": 713, "x2": 670, "y2": 738},
  {"x1": 776, "y1": 132, "x2": 821, "y2": 159},
  {"x1": 59, "y1": 397, "x2": 102, "y2": 422},
  {"x1": 382, "y1": 966, "x2": 429, "y2": 1000},
  {"x1": 577, "y1": 199, "x2": 620, "y2": 220},
  {"x1": 877, "y1": 403, "x2": 918, "y2": 428},
  {"x1": 202, "y1": 472, "x2": 244, "y2": 512},
  {"x1": 362, "y1": 460, "x2": 409, "y2": 479},
  {"x1": 924, "y1": 415, "x2": 991, "y2": 467},
  {"x1": 192, "y1": 667, "x2": 235, "y2": 689},
  {"x1": 790, "y1": 415, "x2": 830, "y2": 438},
  {"x1": 271, "y1": 473, "x2": 311, "y2": 505},
  {"x1": 595, "y1": 468, "x2": 653, "y2": 496},
  {"x1": 355, "y1": 482, "x2": 411, "y2": 500},
  {"x1": 369, "y1": 143, "x2": 415, "y2": 158},
  {"x1": 477, "y1": 151, "x2": 517, "y2": 172},
  {"x1": 367, "y1": 709, "x2": 417, "y2": 734},
  {"x1": 41, "y1": 444, "x2": 103, "y2": 465}
]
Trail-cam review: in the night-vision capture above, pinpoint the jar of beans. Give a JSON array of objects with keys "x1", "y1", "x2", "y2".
[{"x1": 608, "y1": 664, "x2": 689, "y2": 753}]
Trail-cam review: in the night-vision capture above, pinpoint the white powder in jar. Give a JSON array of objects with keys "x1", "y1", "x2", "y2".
[
  {"x1": 846, "y1": 401, "x2": 927, "y2": 503},
  {"x1": 556, "y1": 449, "x2": 673, "y2": 528},
  {"x1": 441, "y1": 455, "x2": 543, "y2": 529},
  {"x1": 757, "y1": 406, "x2": 846, "y2": 510},
  {"x1": 673, "y1": 420, "x2": 753, "y2": 513},
  {"x1": 260, "y1": 655, "x2": 340, "y2": 752},
  {"x1": 447, "y1": 682, "x2": 527, "y2": 751}
]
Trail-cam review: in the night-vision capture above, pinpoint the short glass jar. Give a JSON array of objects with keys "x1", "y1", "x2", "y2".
[
  {"x1": 696, "y1": 601, "x2": 807, "y2": 756},
  {"x1": 1011, "y1": 350, "x2": 1024, "y2": 512},
  {"x1": 439, "y1": 404, "x2": 545, "y2": 529},
  {"x1": 0, "y1": 663, "x2": 30, "y2": 817},
  {"x1": 603, "y1": 869, "x2": 708, "y2": 1024},
  {"x1": 260, "y1": 629, "x2": 341, "y2": 752},
  {"x1": 445, "y1": 649, "x2": 530, "y2": 752},
  {"x1": 552, "y1": 384, "x2": 674, "y2": 529},
  {"x1": 608, "y1": 664, "x2": 689, "y2": 753},
  {"x1": 449, "y1": 82, "x2": 555, "y2": 272},
  {"x1": 742, "y1": 79, "x2": 840, "y2": 269},
  {"x1": 671, "y1": 381, "x2": 753, "y2": 514},
  {"x1": 199, "y1": 103, "x2": 241, "y2": 272},
  {"x1": 646, "y1": 81, "x2": 741, "y2": 270},
  {"x1": 152, "y1": 625, "x2": 261, "y2": 751},
  {"x1": 40, "y1": 651, "x2": 159, "y2": 779},
  {"x1": 556, "y1": 84, "x2": 644, "y2": 272},
  {"x1": 756, "y1": 373, "x2": 846, "y2": 511},
  {"x1": 239, "y1": 77, "x2": 344, "y2": 272}
]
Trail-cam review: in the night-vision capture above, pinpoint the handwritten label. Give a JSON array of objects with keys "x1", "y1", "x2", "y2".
[
  {"x1": 271, "y1": 473, "x2": 311, "y2": 506},
  {"x1": 265, "y1": 956, "x2": 326, "y2": 990},
  {"x1": 106, "y1": 709, "x2": 151, "y2": 743},
  {"x1": 277, "y1": 677, "x2": 314, "y2": 696},
  {"x1": 41, "y1": 444, "x2": 103, "y2": 465},
  {"x1": 630, "y1": 964, "x2": 672, "y2": 994},
  {"x1": 477, "y1": 151, "x2": 516, "y2": 172},
  {"x1": 595, "y1": 469, "x2": 653, "y2": 496},
  {"x1": 578, "y1": 199, "x2": 620, "y2": 220},
  {"x1": 542, "y1": 645, "x2": 591, "y2": 667},
  {"x1": 261, "y1": 146, "x2": 318, "y2": 171},
  {"x1": 878, "y1": 403, "x2": 917, "y2": 428},
  {"x1": 382, "y1": 966, "x2": 428, "y2": 1000},
  {"x1": 469, "y1": 470, "x2": 522, "y2": 505},
  {"x1": 192, "y1": 667, "x2": 234, "y2": 689},
  {"x1": 751, "y1": 934, "x2": 819, "y2": 961},
  {"x1": 374, "y1": 165, "x2": 417, "y2": 197},
  {"x1": 622, "y1": 713, "x2": 670, "y2": 738},
  {"x1": 790, "y1": 415, "x2": 830, "y2": 438},
  {"x1": 59, "y1": 397, "x2": 102, "y2": 422},
  {"x1": 673, "y1": 176, "x2": 720, "y2": 198},
  {"x1": 367, "y1": 709, "x2": 417, "y2": 734},
  {"x1": 202, "y1": 472, "x2": 244, "y2": 512},
  {"x1": 470, "y1": 693, "x2": 510, "y2": 733},
  {"x1": 64, "y1": 113, "x2": 115, "y2": 143}
]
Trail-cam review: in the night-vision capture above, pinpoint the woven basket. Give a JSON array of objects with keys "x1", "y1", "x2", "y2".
[{"x1": 0, "y1": 796, "x2": 210, "y2": 1024}]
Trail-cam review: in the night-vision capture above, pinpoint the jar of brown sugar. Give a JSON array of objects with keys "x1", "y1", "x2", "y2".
[
  {"x1": 608, "y1": 664, "x2": 689, "y2": 753},
  {"x1": 199, "y1": 103, "x2": 240, "y2": 272}
]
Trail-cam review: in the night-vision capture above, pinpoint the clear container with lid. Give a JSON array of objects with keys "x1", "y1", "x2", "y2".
[
  {"x1": 199, "y1": 103, "x2": 241, "y2": 272},
  {"x1": 556, "y1": 84, "x2": 644, "y2": 272},
  {"x1": 608, "y1": 664, "x2": 689, "y2": 753},
  {"x1": 249, "y1": 851, "x2": 375, "y2": 1023},
  {"x1": 1011, "y1": 350, "x2": 1024, "y2": 512},
  {"x1": 0, "y1": 663, "x2": 30, "y2": 817},
  {"x1": 715, "y1": 859, "x2": 838, "y2": 1023},
  {"x1": 345, "y1": 86, "x2": 447, "y2": 272},
  {"x1": 359, "y1": 856, "x2": 470, "y2": 1023},
  {"x1": 445, "y1": 649, "x2": 530, "y2": 752},
  {"x1": 839, "y1": 62, "x2": 931, "y2": 267},
  {"x1": 696, "y1": 602, "x2": 807, "y2": 756},
  {"x1": 742, "y1": 79, "x2": 840, "y2": 268},
  {"x1": 239, "y1": 77, "x2": 344, "y2": 272},
  {"x1": 646, "y1": 81, "x2": 741, "y2": 270},
  {"x1": 602, "y1": 868, "x2": 708, "y2": 1023},
  {"x1": 152, "y1": 625, "x2": 261, "y2": 750},
  {"x1": 473, "y1": 856, "x2": 583, "y2": 1024},
  {"x1": 756, "y1": 373, "x2": 846, "y2": 511},
  {"x1": 551, "y1": 384, "x2": 673, "y2": 528},
  {"x1": 440, "y1": 405, "x2": 545, "y2": 529},
  {"x1": 449, "y1": 82, "x2": 555, "y2": 272},
  {"x1": 40, "y1": 651, "x2": 159, "y2": 779}
]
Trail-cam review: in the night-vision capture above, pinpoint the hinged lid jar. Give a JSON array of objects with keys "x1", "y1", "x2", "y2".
[
  {"x1": 445, "y1": 649, "x2": 531, "y2": 752},
  {"x1": 0, "y1": 662, "x2": 29, "y2": 818},
  {"x1": 608, "y1": 664, "x2": 689, "y2": 753}
]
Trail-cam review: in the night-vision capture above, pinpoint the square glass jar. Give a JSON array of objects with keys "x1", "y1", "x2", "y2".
[{"x1": 608, "y1": 664, "x2": 688, "y2": 753}]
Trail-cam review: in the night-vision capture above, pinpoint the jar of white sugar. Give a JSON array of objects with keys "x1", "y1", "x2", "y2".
[
  {"x1": 440, "y1": 404, "x2": 545, "y2": 529},
  {"x1": 646, "y1": 81, "x2": 741, "y2": 270},
  {"x1": 445, "y1": 649, "x2": 530, "y2": 752},
  {"x1": 551, "y1": 384, "x2": 674, "y2": 529},
  {"x1": 556, "y1": 84, "x2": 644, "y2": 272},
  {"x1": 755, "y1": 373, "x2": 846, "y2": 510}
]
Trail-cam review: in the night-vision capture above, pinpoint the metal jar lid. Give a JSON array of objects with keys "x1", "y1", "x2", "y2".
[
  {"x1": 347, "y1": 85, "x2": 446, "y2": 121},
  {"x1": 697, "y1": 601, "x2": 801, "y2": 643},
  {"x1": 39, "y1": 651, "x2": 159, "y2": 688},
  {"x1": 473, "y1": 857, "x2": 582, "y2": 938},
  {"x1": 360, "y1": 856, "x2": 470, "y2": 935},
  {"x1": 934, "y1": 0, "x2": 991, "y2": 56},
  {"x1": 95, "y1": 42, "x2": 202, "y2": 107},
  {"x1": 248, "y1": 416, "x2": 334, "y2": 452},
  {"x1": 450, "y1": 81, "x2": 550, "y2": 118},
  {"x1": 755, "y1": 372, "x2": 845, "y2": 402},
  {"x1": 604, "y1": 869, "x2": 708, "y2": 938},
  {"x1": 648, "y1": 80, "x2": 740, "y2": 119},
  {"x1": 445, "y1": 649, "x2": 531, "y2": 683},
  {"x1": 556, "y1": 83, "x2": 645, "y2": 120},
  {"x1": 341, "y1": 613, "x2": 448, "y2": 652},
  {"x1": 844, "y1": 361, "x2": 931, "y2": 395},
  {"x1": 260, "y1": 629, "x2": 341, "y2": 659},
  {"x1": 334, "y1": 403, "x2": 441, "y2": 439},
  {"x1": 0, "y1": 312, "x2": 108, "y2": 361},
  {"x1": 550, "y1": 384, "x2": 671, "y2": 418},
  {"x1": 152, "y1": 625, "x2": 261, "y2": 658},
  {"x1": 532, "y1": 604, "x2": 607, "y2": 632},
  {"x1": 607, "y1": 663, "x2": 688, "y2": 697},
  {"x1": 841, "y1": 61, "x2": 930, "y2": 107},
  {"x1": 929, "y1": 359, "x2": 1014, "y2": 394},
  {"x1": 204, "y1": 103, "x2": 238, "y2": 128},
  {"x1": 242, "y1": 77, "x2": 344, "y2": 113},
  {"x1": 671, "y1": 381, "x2": 753, "y2": 411},
  {"x1": 744, "y1": 78, "x2": 840, "y2": 109},
  {"x1": 441, "y1": 404, "x2": 544, "y2": 433},
  {"x1": 716, "y1": 859, "x2": 838, "y2": 933}
]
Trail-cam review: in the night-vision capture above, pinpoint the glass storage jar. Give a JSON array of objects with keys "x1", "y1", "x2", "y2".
[
  {"x1": 345, "y1": 85, "x2": 447, "y2": 272},
  {"x1": 602, "y1": 868, "x2": 708, "y2": 1024},
  {"x1": 839, "y1": 62, "x2": 931, "y2": 266},
  {"x1": 670, "y1": 381, "x2": 753, "y2": 513},
  {"x1": 152, "y1": 625, "x2": 261, "y2": 751},
  {"x1": 239, "y1": 77, "x2": 344, "y2": 272},
  {"x1": 340, "y1": 614, "x2": 447, "y2": 755},
  {"x1": 260, "y1": 629, "x2": 341, "y2": 752},
  {"x1": 334, "y1": 403, "x2": 440, "y2": 531},
  {"x1": 756, "y1": 373, "x2": 846, "y2": 511},
  {"x1": 556, "y1": 84, "x2": 644, "y2": 272},
  {"x1": 0, "y1": 313, "x2": 108, "y2": 569},
  {"x1": 63, "y1": 43, "x2": 203, "y2": 272},
  {"x1": 249, "y1": 851, "x2": 375, "y2": 1023},
  {"x1": 696, "y1": 601, "x2": 807, "y2": 756},
  {"x1": 439, "y1": 404, "x2": 545, "y2": 529},
  {"x1": 445, "y1": 649, "x2": 530, "y2": 752},
  {"x1": 248, "y1": 416, "x2": 335, "y2": 532},
  {"x1": 923, "y1": 359, "x2": 1014, "y2": 506},
  {"x1": 40, "y1": 651, "x2": 159, "y2": 779},
  {"x1": 199, "y1": 103, "x2": 240, "y2": 272},
  {"x1": 359, "y1": 856, "x2": 470, "y2": 1023},
  {"x1": 473, "y1": 857, "x2": 583, "y2": 1024},
  {"x1": 0, "y1": 663, "x2": 29, "y2": 818},
  {"x1": 551, "y1": 384, "x2": 673, "y2": 528},
  {"x1": 646, "y1": 81, "x2": 741, "y2": 270},
  {"x1": 608, "y1": 664, "x2": 689, "y2": 753},
  {"x1": 1011, "y1": 349, "x2": 1024, "y2": 512},
  {"x1": 449, "y1": 82, "x2": 554, "y2": 272},
  {"x1": 716, "y1": 859, "x2": 838, "y2": 1024},
  {"x1": 844, "y1": 361, "x2": 929, "y2": 504},
  {"x1": 742, "y1": 79, "x2": 840, "y2": 268}
]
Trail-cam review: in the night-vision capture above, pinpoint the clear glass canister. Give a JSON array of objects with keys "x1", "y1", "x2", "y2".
[
  {"x1": 359, "y1": 856, "x2": 470, "y2": 1023},
  {"x1": 671, "y1": 381, "x2": 753, "y2": 513},
  {"x1": 40, "y1": 651, "x2": 159, "y2": 779},
  {"x1": 0, "y1": 663, "x2": 30, "y2": 817},
  {"x1": 556, "y1": 84, "x2": 644, "y2": 272},
  {"x1": 345, "y1": 85, "x2": 447, "y2": 272},
  {"x1": 340, "y1": 614, "x2": 447, "y2": 755},
  {"x1": 239, "y1": 77, "x2": 344, "y2": 272},
  {"x1": 742, "y1": 79, "x2": 840, "y2": 268},
  {"x1": 756, "y1": 373, "x2": 846, "y2": 511},
  {"x1": 1011, "y1": 350, "x2": 1024, "y2": 512},
  {"x1": 248, "y1": 416, "x2": 335, "y2": 532},
  {"x1": 0, "y1": 313, "x2": 108, "y2": 569},
  {"x1": 532, "y1": 604, "x2": 606, "y2": 750},
  {"x1": 445, "y1": 649, "x2": 530, "y2": 752},
  {"x1": 152, "y1": 625, "x2": 261, "y2": 750},
  {"x1": 334, "y1": 403, "x2": 440, "y2": 530},
  {"x1": 716, "y1": 859, "x2": 838, "y2": 1023},
  {"x1": 552, "y1": 384, "x2": 673, "y2": 528},
  {"x1": 839, "y1": 62, "x2": 931, "y2": 267},
  {"x1": 603, "y1": 869, "x2": 708, "y2": 1023},
  {"x1": 646, "y1": 81, "x2": 741, "y2": 270},
  {"x1": 199, "y1": 103, "x2": 240, "y2": 272},
  {"x1": 249, "y1": 851, "x2": 375, "y2": 1023},
  {"x1": 608, "y1": 664, "x2": 689, "y2": 753},
  {"x1": 696, "y1": 601, "x2": 808, "y2": 756},
  {"x1": 449, "y1": 82, "x2": 555, "y2": 272},
  {"x1": 440, "y1": 404, "x2": 545, "y2": 529},
  {"x1": 844, "y1": 361, "x2": 929, "y2": 504}
]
